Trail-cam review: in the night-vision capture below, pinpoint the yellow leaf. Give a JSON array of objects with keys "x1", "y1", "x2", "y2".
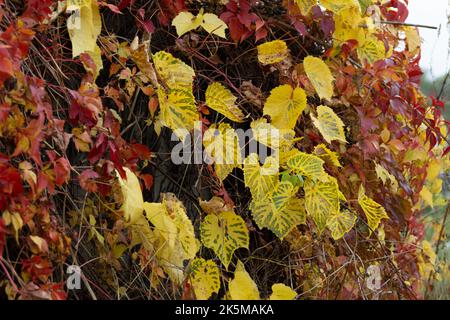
[
  {"x1": 313, "y1": 143, "x2": 341, "y2": 167},
  {"x1": 229, "y1": 261, "x2": 260, "y2": 300},
  {"x1": 270, "y1": 283, "x2": 297, "y2": 300},
  {"x1": 203, "y1": 123, "x2": 242, "y2": 181},
  {"x1": 357, "y1": 36, "x2": 386, "y2": 65},
  {"x1": 143, "y1": 194, "x2": 198, "y2": 283},
  {"x1": 303, "y1": 56, "x2": 334, "y2": 100},
  {"x1": 157, "y1": 88, "x2": 199, "y2": 141},
  {"x1": 205, "y1": 82, "x2": 245, "y2": 122},
  {"x1": 420, "y1": 186, "x2": 434, "y2": 208},
  {"x1": 263, "y1": 85, "x2": 307, "y2": 130},
  {"x1": 250, "y1": 181, "x2": 306, "y2": 239},
  {"x1": 286, "y1": 150, "x2": 327, "y2": 181},
  {"x1": 404, "y1": 26, "x2": 421, "y2": 54},
  {"x1": 374, "y1": 163, "x2": 398, "y2": 191},
  {"x1": 304, "y1": 176, "x2": 340, "y2": 233},
  {"x1": 257, "y1": 40, "x2": 289, "y2": 65},
  {"x1": 152, "y1": 51, "x2": 195, "y2": 90},
  {"x1": 200, "y1": 211, "x2": 249, "y2": 269},
  {"x1": 311, "y1": 105, "x2": 347, "y2": 144},
  {"x1": 67, "y1": 0, "x2": 101, "y2": 57},
  {"x1": 295, "y1": 0, "x2": 317, "y2": 16},
  {"x1": 333, "y1": 7, "x2": 365, "y2": 43},
  {"x1": 244, "y1": 153, "x2": 279, "y2": 200},
  {"x1": 200, "y1": 196, "x2": 233, "y2": 215},
  {"x1": 2, "y1": 211, "x2": 23, "y2": 242},
  {"x1": 172, "y1": 10, "x2": 228, "y2": 38},
  {"x1": 251, "y1": 118, "x2": 296, "y2": 152},
  {"x1": 427, "y1": 159, "x2": 441, "y2": 181},
  {"x1": 326, "y1": 209, "x2": 356, "y2": 240},
  {"x1": 320, "y1": 0, "x2": 361, "y2": 13},
  {"x1": 117, "y1": 167, "x2": 144, "y2": 224},
  {"x1": 358, "y1": 185, "x2": 389, "y2": 235},
  {"x1": 190, "y1": 258, "x2": 220, "y2": 300}
]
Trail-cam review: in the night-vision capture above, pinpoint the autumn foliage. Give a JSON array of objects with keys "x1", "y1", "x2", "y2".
[{"x1": 0, "y1": 0, "x2": 448, "y2": 300}]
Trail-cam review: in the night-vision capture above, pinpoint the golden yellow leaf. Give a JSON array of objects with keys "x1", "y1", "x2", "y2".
[
  {"x1": 152, "y1": 51, "x2": 195, "y2": 90},
  {"x1": 67, "y1": 0, "x2": 101, "y2": 57},
  {"x1": 244, "y1": 153, "x2": 279, "y2": 200},
  {"x1": 190, "y1": 258, "x2": 220, "y2": 300},
  {"x1": 2, "y1": 211, "x2": 23, "y2": 242},
  {"x1": 326, "y1": 209, "x2": 356, "y2": 240},
  {"x1": 311, "y1": 105, "x2": 347, "y2": 144},
  {"x1": 203, "y1": 123, "x2": 242, "y2": 181},
  {"x1": 172, "y1": 10, "x2": 227, "y2": 38},
  {"x1": 320, "y1": 0, "x2": 361, "y2": 13},
  {"x1": 295, "y1": 0, "x2": 317, "y2": 16},
  {"x1": 200, "y1": 211, "x2": 249, "y2": 269},
  {"x1": 117, "y1": 167, "x2": 144, "y2": 224},
  {"x1": 420, "y1": 186, "x2": 434, "y2": 208},
  {"x1": 250, "y1": 118, "x2": 296, "y2": 152},
  {"x1": 357, "y1": 36, "x2": 386, "y2": 65},
  {"x1": 286, "y1": 150, "x2": 327, "y2": 181},
  {"x1": 257, "y1": 40, "x2": 289, "y2": 65},
  {"x1": 270, "y1": 283, "x2": 297, "y2": 300},
  {"x1": 303, "y1": 56, "x2": 334, "y2": 100},
  {"x1": 304, "y1": 176, "x2": 340, "y2": 233},
  {"x1": 333, "y1": 7, "x2": 365, "y2": 43},
  {"x1": 143, "y1": 194, "x2": 199, "y2": 283},
  {"x1": 404, "y1": 26, "x2": 421, "y2": 54},
  {"x1": 157, "y1": 88, "x2": 199, "y2": 141},
  {"x1": 229, "y1": 260, "x2": 260, "y2": 300},
  {"x1": 358, "y1": 185, "x2": 389, "y2": 235},
  {"x1": 250, "y1": 181, "x2": 306, "y2": 239},
  {"x1": 374, "y1": 163, "x2": 398, "y2": 191},
  {"x1": 263, "y1": 85, "x2": 307, "y2": 130},
  {"x1": 205, "y1": 82, "x2": 245, "y2": 122},
  {"x1": 313, "y1": 144, "x2": 341, "y2": 167}
]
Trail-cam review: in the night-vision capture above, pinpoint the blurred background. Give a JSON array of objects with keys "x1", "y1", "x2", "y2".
[{"x1": 407, "y1": 0, "x2": 449, "y2": 299}]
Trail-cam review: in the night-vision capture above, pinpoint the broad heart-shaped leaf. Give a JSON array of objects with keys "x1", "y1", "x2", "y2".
[
  {"x1": 311, "y1": 105, "x2": 347, "y2": 144},
  {"x1": 320, "y1": 0, "x2": 361, "y2": 13},
  {"x1": 200, "y1": 211, "x2": 249, "y2": 269},
  {"x1": 303, "y1": 56, "x2": 334, "y2": 101},
  {"x1": 172, "y1": 10, "x2": 228, "y2": 38},
  {"x1": 189, "y1": 258, "x2": 220, "y2": 300},
  {"x1": 67, "y1": 0, "x2": 101, "y2": 58},
  {"x1": 357, "y1": 36, "x2": 386, "y2": 65},
  {"x1": 304, "y1": 176, "x2": 340, "y2": 234},
  {"x1": 117, "y1": 167, "x2": 144, "y2": 224},
  {"x1": 295, "y1": 0, "x2": 317, "y2": 16},
  {"x1": 250, "y1": 181, "x2": 306, "y2": 239},
  {"x1": 358, "y1": 185, "x2": 389, "y2": 235},
  {"x1": 203, "y1": 123, "x2": 242, "y2": 182},
  {"x1": 257, "y1": 40, "x2": 289, "y2": 65},
  {"x1": 326, "y1": 209, "x2": 356, "y2": 240},
  {"x1": 244, "y1": 153, "x2": 279, "y2": 200},
  {"x1": 270, "y1": 283, "x2": 297, "y2": 300},
  {"x1": 263, "y1": 85, "x2": 307, "y2": 130},
  {"x1": 286, "y1": 150, "x2": 327, "y2": 182},
  {"x1": 143, "y1": 194, "x2": 199, "y2": 284},
  {"x1": 152, "y1": 51, "x2": 195, "y2": 89},
  {"x1": 250, "y1": 118, "x2": 296, "y2": 152},
  {"x1": 205, "y1": 82, "x2": 245, "y2": 122},
  {"x1": 228, "y1": 260, "x2": 260, "y2": 300},
  {"x1": 313, "y1": 143, "x2": 342, "y2": 167},
  {"x1": 157, "y1": 88, "x2": 199, "y2": 141}
]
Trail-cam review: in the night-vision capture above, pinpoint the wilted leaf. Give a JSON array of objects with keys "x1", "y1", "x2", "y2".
[
  {"x1": 200, "y1": 211, "x2": 249, "y2": 269},
  {"x1": 326, "y1": 209, "x2": 356, "y2": 240},
  {"x1": 311, "y1": 105, "x2": 347, "y2": 144},
  {"x1": 263, "y1": 85, "x2": 307, "y2": 130},
  {"x1": 313, "y1": 144, "x2": 341, "y2": 167},
  {"x1": 250, "y1": 181, "x2": 306, "y2": 239},
  {"x1": 244, "y1": 153, "x2": 279, "y2": 200},
  {"x1": 304, "y1": 176, "x2": 340, "y2": 233},
  {"x1": 152, "y1": 51, "x2": 195, "y2": 89},
  {"x1": 190, "y1": 258, "x2": 220, "y2": 300},
  {"x1": 257, "y1": 40, "x2": 289, "y2": 65},
  {"x1": 303, "y1": 56, "x2": 334, "y2": 100},
  {"x1": 157, "y1": 88, "x2": 199, "y2": 141},
  {"x1": 358, "y1": 185, "x2": 389, "y2": 235},
  {"x1": 205, "y1": 82, "x2": 245, "y2": 122}
]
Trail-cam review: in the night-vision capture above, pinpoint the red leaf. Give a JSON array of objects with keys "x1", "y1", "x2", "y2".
[
  {"x1": 99, "y1": 1, "x2": 123, "y2": 14},
  {"x1": 79, "y1": 169, "x2": 100, "y2": 192},
  {"x1": 53, "y1": 157, "x2": 71, "y2": 187},
  {"x1": 140, "y1": 173, "x2": 154, "y2": 191},
  {"x1": 0, "y1": 217, "x2": 7, "y2": 257}
]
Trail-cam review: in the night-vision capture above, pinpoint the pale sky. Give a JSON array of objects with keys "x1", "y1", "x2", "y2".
[{"x1": 406, "y1": 0, "x2": 449, "y2": 79}]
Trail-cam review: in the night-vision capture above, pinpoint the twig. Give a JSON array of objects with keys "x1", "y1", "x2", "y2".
[{"x1": 377, "y1": 21, "x2": 438, "y2": 30}]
